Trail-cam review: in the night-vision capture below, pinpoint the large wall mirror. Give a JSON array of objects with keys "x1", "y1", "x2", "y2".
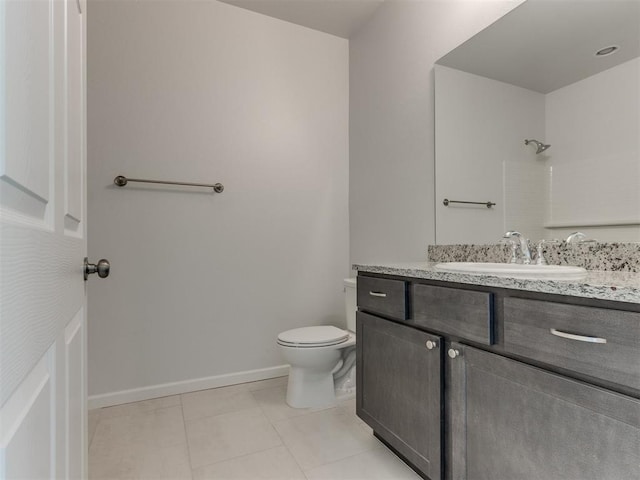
[{"x1": 434, "y1": 0, "x2": 640, "y2": 244}]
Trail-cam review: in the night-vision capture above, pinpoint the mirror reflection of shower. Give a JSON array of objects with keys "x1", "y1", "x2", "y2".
[{"x1": 524, "y1": 139, "x2": 551, "y2": 154}]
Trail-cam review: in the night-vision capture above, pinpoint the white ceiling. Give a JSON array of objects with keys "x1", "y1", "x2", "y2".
[
  {"x1": 218, "y1": 0, "x2": 385, "y2": 38},
  {"x1": 437, "y1": 0, "x2": 640, "y2": 94}
]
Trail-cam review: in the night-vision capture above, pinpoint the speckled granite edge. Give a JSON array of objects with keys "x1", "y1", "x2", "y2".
[
  {"x1": 353, "y1": 262, "x2": 640, "y2": 304},
  {"x1": 427, "y1": 243, "x2": 640, "y2": 272},
  {"x1": 427, "y1": 244, "x2": 513, "y2": 263}
]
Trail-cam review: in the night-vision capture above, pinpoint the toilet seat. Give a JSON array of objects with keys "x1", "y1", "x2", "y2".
[{"x1": 277, "y1": 326, "x2": 350, "y2": 348}]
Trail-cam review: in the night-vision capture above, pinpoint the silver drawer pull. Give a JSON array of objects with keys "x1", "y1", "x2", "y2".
[
  {"x1": 550, "y1": 328, "x2": 607, "y2": 344},
  {"x1": 369, "y1": 291, "x2": 387, "y2": 298}
]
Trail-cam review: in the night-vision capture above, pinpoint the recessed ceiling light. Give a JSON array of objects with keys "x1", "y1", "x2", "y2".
[{"x1": 595, "y1": 45, "x2": 619, "y2": 57}]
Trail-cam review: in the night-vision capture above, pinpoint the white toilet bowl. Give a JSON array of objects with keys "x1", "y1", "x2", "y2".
[
  {"x1": 278, "y1": 326, "x2": 356, "y2": 408},
  {"x1": 277, "y1": 278, "x2": 358, "y2": 408}
]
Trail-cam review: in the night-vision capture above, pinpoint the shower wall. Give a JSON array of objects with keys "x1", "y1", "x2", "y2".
[
  {"x1": 545, "y1": 57, "x2": 640, "y2": 241},
  {"x1": 434, "y1": 57, "x2": 640, "y2": 244}
]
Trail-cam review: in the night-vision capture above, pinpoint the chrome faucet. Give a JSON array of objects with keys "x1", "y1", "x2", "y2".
[
  {"x1": 503, "y1": 231, "x2": 532, "y2": 264},
  {"x1": 535, "y1": 240, "x2": 548, "y2": 265},
  {"x1": 566, "y1": 232, "x2": 586, "y2": 244}
]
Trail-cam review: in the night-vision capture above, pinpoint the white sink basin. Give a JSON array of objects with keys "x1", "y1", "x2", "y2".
[{"x1": 433, "y1": 262, "x2": 587, "y2": 280}]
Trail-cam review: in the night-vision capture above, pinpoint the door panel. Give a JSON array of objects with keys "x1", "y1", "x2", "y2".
[
  {"x1": 357, "y1": 312, "x2": 443, "y2": 479},
  {"x1": 0, "y1": 224, "x2": 83, "y2": 405},
  {"x1": 1, "y1": 349, "x2": 54, "y2": 479},
  {"x1": 65, "y1": 309, "x2": 86, "y2": 480},
  {"x1": 2, "y1": 0, "x2": 52, "y2": 208},
  {"x1": 450, "y1": 343, "x2": 640, "y2": 480},
  {"x1": 65, "y1": 0, "x2": 83, "y2": 228},
  {"x1": 0, "y1": 0, "x2": 87, "y2": 478}
]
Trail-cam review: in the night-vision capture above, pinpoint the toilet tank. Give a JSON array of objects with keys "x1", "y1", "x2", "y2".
[{"x1": 344, "y1": 278, "x2": 357, "y2": 332}]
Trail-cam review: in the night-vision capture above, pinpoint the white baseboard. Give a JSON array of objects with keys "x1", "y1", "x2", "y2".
[{"x1": 88, "y1": 364, "x2": 290, "y2": 409}]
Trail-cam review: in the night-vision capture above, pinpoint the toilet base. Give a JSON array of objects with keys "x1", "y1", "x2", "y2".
[
  {"x1": 334, "y1": 365, "x2": 356, "y2": 400},
  {"x1": 286, "y1": 367, "x2": 337, "y2": 408}
]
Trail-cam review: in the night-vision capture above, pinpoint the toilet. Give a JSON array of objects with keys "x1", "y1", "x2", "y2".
[{"x1": 277, "y1": 278, "x2": 357, "y2": 408}]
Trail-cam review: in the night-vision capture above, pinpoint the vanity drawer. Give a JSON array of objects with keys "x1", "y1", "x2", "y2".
[
  {"x1": 504, "y1": 297, "x2": 640, "y2": 390},
  {"x1": 412, "y1": 284, "x2": 493, "y2": 345},
  {"x1": 357, "y1": 276, "x2": 407, "y2": 320}
]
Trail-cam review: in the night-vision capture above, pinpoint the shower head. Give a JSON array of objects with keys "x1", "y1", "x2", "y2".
[{"x1": 525, "y1": 139, "x2": 551, "y2": 154}]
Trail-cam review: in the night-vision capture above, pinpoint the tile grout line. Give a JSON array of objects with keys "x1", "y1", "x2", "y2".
[
  {"x1": 87, "y1": 409, "x2": 100, "y2": 451},
  {"x1": 262, "y1": 395, "x2": 375, "y2": 479},
  {"x1": 183, "y1": 405, "x2": 263, "y2": 424},
  {"x1": 266, "y1": 403, "x2": 310, "y2": 480},
  {"x1": 276, "y1": 402, "x2": 387, "y2": 477},
  {"x1": 90, "y1": 378, "x2": 400, "y2": 480},
  {"x1": 181, "y1": 385, "x2": 274, "y2": 424},
  {"x1": 249, "y1": 386, "x2": 333, "y2": 425},
  {"x1": 183, "y1": 393, "x2": 285, "y2": 473},
  {"x1": 249, "y1": 385, "x2": 337, "y2": 479},
  {"x1": 301, "y1": 445, "x2": 387, "y2": 477},
  {"x1": 178, "y1": 395, "x2": 196, "y2": 480},
  {"x1": 94, "y1": 395, "x2": 182, "y2": 421},
  {"x1": 252, "y1": 386, "x2": 337, "y2": 479},
  {"x1": 190, "y1": 444, "x2": 296, "y2": 476}
]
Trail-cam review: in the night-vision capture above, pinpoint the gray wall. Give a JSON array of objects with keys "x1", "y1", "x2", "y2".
[
  {"x1": 349, "y1": 0, "x2": 522, "y2": 264},
  {"x1": 87, "y1": 0, "x2": 349, "y2": 405},
  {"x1": 87, "y1": 0, "x2": 524, "y2": 405}
]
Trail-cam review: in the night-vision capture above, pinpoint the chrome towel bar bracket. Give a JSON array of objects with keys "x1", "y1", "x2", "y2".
[
  {"x1": 114, "y1": 175, "x2": 224, "y2": 193},
  {"x1": 443, "y1": 198, "x2": 495, "y2": 208}
]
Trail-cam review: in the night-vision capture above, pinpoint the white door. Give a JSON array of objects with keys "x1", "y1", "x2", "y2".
[{"x1": 0, "y1": 0, "x2": 93, "y2": 478}]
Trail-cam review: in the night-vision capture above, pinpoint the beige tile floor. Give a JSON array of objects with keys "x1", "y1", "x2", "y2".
[{"x1": 88, "y1": 376, "x2": 422, "y2": 480}]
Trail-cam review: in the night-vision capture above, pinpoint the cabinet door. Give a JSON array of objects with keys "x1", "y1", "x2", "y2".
[
  {"x1": 357, "y1": 312, "x2": 443, "y2": 479},
  {"x1": 448, "y1": 343, "x2": 640, "y2": 480}
]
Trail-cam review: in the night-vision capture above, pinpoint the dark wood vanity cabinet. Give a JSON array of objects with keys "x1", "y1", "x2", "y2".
[
  {"x1": 356, "y1": 311, "x2": 443, "y2": 479},
  {"x1": 448, "y1": 342, "x2": 640, "y2": 480},
  {"x1": 356, "y1": 273, "x2": 640, "y2": 480}
]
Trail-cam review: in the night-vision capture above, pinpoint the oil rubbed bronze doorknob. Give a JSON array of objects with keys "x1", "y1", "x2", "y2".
[{"x1": 84, "y1": 257, "x2": 110, "y2": 280}]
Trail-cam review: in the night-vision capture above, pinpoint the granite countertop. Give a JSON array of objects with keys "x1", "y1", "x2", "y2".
[{"x1": 353, "y1": 262, "x2": 640, "y2": 304}]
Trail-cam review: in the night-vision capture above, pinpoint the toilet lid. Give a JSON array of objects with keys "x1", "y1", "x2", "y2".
[{"x1": 278, "y1": 326, "x2": 350, "y2": 347}]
